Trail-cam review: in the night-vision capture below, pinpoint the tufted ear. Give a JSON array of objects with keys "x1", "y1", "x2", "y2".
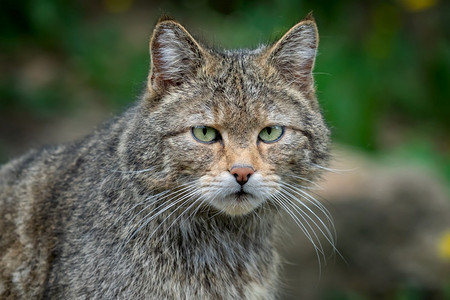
[
  {"x1": 148, "y1": 18, "x2": 206, "y2": 93},
  {"x1": 265, "y1": 15, "x2": 318, "y2": 89}
]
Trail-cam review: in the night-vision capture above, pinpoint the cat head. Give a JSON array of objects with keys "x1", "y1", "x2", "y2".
[{"x1": 128, "y1": 15, "x2": 329, "y2": 216}]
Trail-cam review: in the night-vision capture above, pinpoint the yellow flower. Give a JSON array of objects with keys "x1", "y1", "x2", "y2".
[
  {"x1": 104, "y1": 0, "x2": 133, "y2": 14},
  {"x1": 438, "y1": 230, "x2": 450, "y2": 261},
  {"x1": 399, "y1": 0, "x2": 438, "y2": 12}
]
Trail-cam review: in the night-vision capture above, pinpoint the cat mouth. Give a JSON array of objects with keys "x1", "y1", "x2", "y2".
[
  {"x1": 234, "y1": 190, "x2": 249, "y2": 201},
  {"x1": 209, "y1": 189, "x2": 263, "y2": 216}
]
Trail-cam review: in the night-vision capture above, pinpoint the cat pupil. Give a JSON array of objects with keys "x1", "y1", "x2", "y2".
[
  {"x1": 202, "y1": 127, "x2": 207, "y2": 135},
  {"x1": 267, "y1": 127, "x2": 272, "y2": 135}
]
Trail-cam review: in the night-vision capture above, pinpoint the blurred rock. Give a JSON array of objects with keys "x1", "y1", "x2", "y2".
[{"x1": 279, "y1": 146, "x2": 450, "y2": 299}]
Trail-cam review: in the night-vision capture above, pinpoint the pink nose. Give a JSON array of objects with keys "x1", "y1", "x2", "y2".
[{"x1": 230, "y1": 166, "x2": 255, "y2": 185}]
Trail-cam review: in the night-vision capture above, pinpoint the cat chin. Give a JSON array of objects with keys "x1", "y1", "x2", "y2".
[{"x1": 209, "y1": 194, "x2": 266, "y2": 216}]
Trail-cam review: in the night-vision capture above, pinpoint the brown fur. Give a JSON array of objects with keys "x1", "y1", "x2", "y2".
[{"x1": 0, "y1": 15, "x2": 330, "y2": 299}]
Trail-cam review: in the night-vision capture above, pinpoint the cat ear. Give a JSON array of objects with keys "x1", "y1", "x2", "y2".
[
  {"x1": 149, "y1": 18, "x2": 206, "y2": 92},
  {"x1": 265, "y1": 15, "x2": 318, "y2": 89}
]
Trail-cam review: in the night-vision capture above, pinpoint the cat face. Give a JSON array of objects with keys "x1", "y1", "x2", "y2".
[{"x1": 138, "y1": 17, "x2": 329, "y2": 216}]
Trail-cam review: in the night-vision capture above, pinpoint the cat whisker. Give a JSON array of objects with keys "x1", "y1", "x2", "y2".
[
  {"x1": 283, "y1": 174, "x2": 322, "y2": 190},
  {"x1": 205, "y1": 189, "x2": 228, "y2": 220},
  {"x1": 143, "y1": 190, "x2": 204, "y2": 243},
  {"x1": 130, "y1": 182, "x2": 195, "y2": 217},
  {"x1": 251, "y1": 203, "x2": 263, "y2": 222},
  {"x1": 156, "y1": 193, "x2": 206, "y2": 241},
  {"x1": 185, "y1": 194, "x2": 207, "y2": 221},
  {"x1": 129, "y1": 186, "x2": 197, "y2": 229},
  {"x1": 112, "y1": 182, "x2": 193, "y2": 229},
  {"x1": 271, "y1": 194, "x2": 324, "y2": 270},
  {"x1": 277, "y1": 190, "x2": 328, "y2": 253},
  {"x1": 279, "y1": 185, "x2": 335, "y2": 252},
  {"x1": 123, "y1": 184, "x2": 200, "y2": 246},
  {"x1": 311, "y1": 163, "x2": 356, "y2": 174},
  {"x1": 297, "y1": 191, "x2": 336, "y2": 240},
  {"x1": 140, "y1": 198, "x2": 191, "y2": 243},
  {"x1": 312, "y1": 72, "x2": 332, "y2": 76},
  {"x1": 279, "y1": 182, "x2": 346, "y2": 264},
  {"x1": 281, "y1": 185, "x2": 337, "y2": 249},
  {"x1": 282, "y1": 181, "x2": 334, "y2": 227},
  {"x1": 110, "y1": 189, "x2": 171, "y2": 228},
  {"x1": 112, "y1": 167, "x2": 155, "y2": 174}
]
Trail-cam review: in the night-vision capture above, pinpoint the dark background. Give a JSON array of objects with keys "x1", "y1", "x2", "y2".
[{"x1": 1, "y1": 0, "x2": 449, "y2": 299}]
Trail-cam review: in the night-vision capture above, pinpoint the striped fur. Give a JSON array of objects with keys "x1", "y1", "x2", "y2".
[{"x1": 0, "y1": 15, "x2": 329, "y2": 299}]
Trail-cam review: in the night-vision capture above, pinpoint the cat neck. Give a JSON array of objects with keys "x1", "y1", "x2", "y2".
[{"x1": 120, "y1": 200, "x2": 279, "y2": 250}]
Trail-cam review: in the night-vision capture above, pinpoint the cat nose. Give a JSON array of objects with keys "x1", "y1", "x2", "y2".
[{"x1": 230, "y1": 166, "x2": 255, "y2": 185}]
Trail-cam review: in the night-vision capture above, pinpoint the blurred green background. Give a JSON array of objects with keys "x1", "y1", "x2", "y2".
[{"x1": 1, "y1": 0, "x2": 449, "y2": 299}]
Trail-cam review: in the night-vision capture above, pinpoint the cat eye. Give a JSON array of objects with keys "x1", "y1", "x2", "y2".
[
  {"x1": 258, "y1": 126, "x2": 284, "y2": 143},
  {"x1": 192, "y1": 126, "x2": 220, "y2": 143}
]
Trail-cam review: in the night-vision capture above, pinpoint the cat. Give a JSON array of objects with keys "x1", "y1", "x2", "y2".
[{"x1": 0, "y1": 14, "x2": 332, "y2": 299}]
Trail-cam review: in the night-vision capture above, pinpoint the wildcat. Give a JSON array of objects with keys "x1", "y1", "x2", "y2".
[{"x1": 0, "y1": 14, "x2": 332, "y2": 299}]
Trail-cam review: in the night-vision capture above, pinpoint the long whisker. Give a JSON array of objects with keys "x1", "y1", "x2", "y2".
[
  {"x1": 311, "y1": 163, "x2": 356, "y2": 174},
  {"x1": 156, "y1": 193, "x2": 205, "y2": 241},
  {"x1": 112, "y1": 182, "x2": 193, "y2": 229},
  {"x1": 282, "y1": 182, "x2": 335, "y2": 228},
  {"x1": 110, "y1": 190, "x2": 171, "y2": 228},
  {"x1": 125, "y1": 183, "x2": 195, "y2": 224},
  {"x1": 281, "y1": 183, "x2": 336, "y2": 249},
  {"x1": 276, "y1": 191, "x2": 327, "y2": 254},
  {"x1": 185, "y1": 193, "x2": 207, "y2": 222},
  {"x1": 280, "y1": 182, "x2": 346, "y2": 263},
  {"x1": 113, "y1": 167, "x2": 155, "y2": 174},
  {"x1": 283, "y1": 174, "x2": 322, "y2": 190},
  {"x1": 295, "y1": 189, "x2": 337, "y2": 239},
  {"x1": 271, "y1": 194, "x2": 324, "y2": 270},
  {"x1": 283, "y1": 182, "x2": 339, "y2": 250},
  {"x1": 124, "y1": 186, "x2": 200, "y2": 245},
  {"x1": 205, "y1": 189, "x2": 228, "y2": 220},
  {"x1": 279, "y1": 192, "x2": 330, "y2": 265},
  {"x1": 143, "y1": 190, "x2": 203, "y2": 242}
]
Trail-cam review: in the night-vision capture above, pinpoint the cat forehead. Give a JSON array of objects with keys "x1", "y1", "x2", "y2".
[
  {"x1": 184, "y1": 80, "x2": 306, "y2": 130},
  {"x1": 206, "y1": 50, "x2": 262, "y2": 74},
  {"x1": 219, "y1": 46, "x2": 267, "y2": 57},
  {"x1": 203, "y1": 51, "x2": 273, "y2": 94},
  {"x1": 155, "y1": 45, "x2": 313, "y2": 131}
]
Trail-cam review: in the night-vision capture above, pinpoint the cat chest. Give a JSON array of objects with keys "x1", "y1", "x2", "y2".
[{"x1": 119, "y1": 238, "x2": 278, "y2": 299}]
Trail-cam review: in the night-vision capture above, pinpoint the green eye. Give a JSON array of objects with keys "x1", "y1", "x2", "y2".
[
  {"x1": 192, "y1": 126, "x2": 219, "y2": 143},
  {"x1": 258, "y1": 126, "x2": 284, "y2": 143}
]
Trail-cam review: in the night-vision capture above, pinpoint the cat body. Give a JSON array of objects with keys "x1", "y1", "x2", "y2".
[{"x1": 0, "y1": 15, "x2": 329, "y2": 299}]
